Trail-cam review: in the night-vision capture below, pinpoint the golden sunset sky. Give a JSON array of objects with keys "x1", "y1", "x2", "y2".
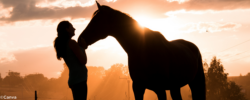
[{"x1": 0, "y1": 0, "x2": 250, "y2": 78}]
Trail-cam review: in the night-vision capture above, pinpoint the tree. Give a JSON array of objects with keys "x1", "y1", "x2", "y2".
[
  {"x1": 205, "y1": 56, "x2": 247, "y2": 100},
  {"x1": 23, "y1": 73, "x2": 48, "y2": 91},
  {"x1": 226, "y1": 81, "x2": 247, "y2": 100},
  {"x1": 89, "y1": 63, "x2": 130, "y2": 100},
  {"x1": 228, "y1": 72, "x2": 250, "y2": 100},
  {"x1": 0, "y1": 73, "x2": 2, "y2": 85},
  {"x1": 87, "y1": 66, "x2": 106, "y2": 87},
  {"x1": 3, "y1": 71, "x2": 23, "y2": 87}
]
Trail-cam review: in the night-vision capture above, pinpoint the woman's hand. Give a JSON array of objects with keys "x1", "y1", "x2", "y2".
[
  {"x1": 69, "y1": 40, "x2": 87, "y2": 65},
  {"x1": 78, "y1": 37, "x2": 87, "y2": 49}
]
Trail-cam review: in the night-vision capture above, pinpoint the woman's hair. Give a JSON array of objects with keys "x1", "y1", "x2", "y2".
[{"x1": 54, "y1": 21, "x2": 71, "y2": 60}]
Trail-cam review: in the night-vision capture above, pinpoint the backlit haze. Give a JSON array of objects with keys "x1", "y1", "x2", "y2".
[{"x1": 1, "y1": 0, "x2": 250, "y2": 78}]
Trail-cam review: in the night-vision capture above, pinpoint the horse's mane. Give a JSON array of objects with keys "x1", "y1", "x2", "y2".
[
  {"x1": 92, "y1": 10, "x2": 99, "y2": 18},
  {"x1": 109, "y1": 7, "x2": 169, "y2": 42},
  {"x1": 94, "y1": 5, "x2": 169, "y2": 43}
]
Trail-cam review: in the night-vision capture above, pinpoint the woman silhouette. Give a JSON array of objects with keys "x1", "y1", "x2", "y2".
[{"x1": 54, "y1": 21, "x2": 88, "y2": 100}]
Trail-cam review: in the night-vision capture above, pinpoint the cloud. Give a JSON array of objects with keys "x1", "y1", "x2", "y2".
[
  {"x1": 0, "y1": 31, "x2": 16, "y2": 63},
  {"x1": 0, "y1": 50, "x2": 16, "y2": 63},
  {"x1": 36, "y1": 0, "x2": 95, "y2": 8},
  {"x1": 0, "y1": 0, "x2": 250, "y2": 23},
  {"x1": 180, "y1": 22, "x2": 242, "y2": 33},
  {"x1": 0, "y1": 0, "x2": 97, "y2": 23}
]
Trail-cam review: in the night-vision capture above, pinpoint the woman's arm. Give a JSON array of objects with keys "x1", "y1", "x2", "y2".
[
  {"x1": 78, "y1": 37, "x2": 87, "y2": 49},
  {"x1": 68, "y1": 39, "x2": 87, "y2": 65}
]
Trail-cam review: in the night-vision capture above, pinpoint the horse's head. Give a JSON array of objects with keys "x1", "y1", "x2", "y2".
[{"x1": 79, "y1": 1, "x2": 115, "y2": 46}]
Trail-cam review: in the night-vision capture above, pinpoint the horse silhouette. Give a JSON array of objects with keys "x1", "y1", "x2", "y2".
[{"x1": 79, "y1": 2, "x2": 206, "y2": 100}]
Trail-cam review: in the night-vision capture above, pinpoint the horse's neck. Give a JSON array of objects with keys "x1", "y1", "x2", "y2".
[{"x1": 113, "y1": 27, "x2": 146, "y2": 55}]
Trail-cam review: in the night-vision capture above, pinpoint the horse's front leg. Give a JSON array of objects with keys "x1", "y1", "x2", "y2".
[
  {"x1": 132, "y1": 81, "x2": 146, "y2": 100},
  {"x1": 170, "y1": 88, "x2": 182, "y2": 100}
]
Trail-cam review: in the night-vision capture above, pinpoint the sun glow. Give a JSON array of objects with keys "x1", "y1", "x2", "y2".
[
  {"x1": 133, "y1": 15, "x2": 181, "y2": 41},
  {"x1": 133, "y1": 16, "x2": 152, "y2": 27}
]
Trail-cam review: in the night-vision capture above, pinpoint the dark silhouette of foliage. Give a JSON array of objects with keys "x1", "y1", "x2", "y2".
[
  {"x1": 104, "y1": 63, "x2": 129, "y2": 78},
  {"x1": 228, "y1": 73, "x2": 250, "y2": 100},
  {"x1": 0, "y1": 73, "x2": 2, "y2": 85},
  {"x1": 88, "y1": 63, "x2": 130, "y2": 100},
  {"x1": 3, "y1": 71, "x2": 23, "y2": 87},
  {"x1": 51, "y1": 63, "x2": 69, "y2": 92},
  {"x1": 205, "y1": 56, "x2": 247, "y2": 100},
  {"x1": 226, "y1": 81, "x2": 247, "y2": 100},
  {"x1": 88, "y1": 66, "x2": 105, "y2": 80},
  {"x1": 23, "y1": 73, "x2": 49, "y2": 97}
]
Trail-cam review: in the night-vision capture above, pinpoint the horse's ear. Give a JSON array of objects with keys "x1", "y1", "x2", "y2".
[{"x1": 96, "y1": 1, "x2": 101, "y2": 10}]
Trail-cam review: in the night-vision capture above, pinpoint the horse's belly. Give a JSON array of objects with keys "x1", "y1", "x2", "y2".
[
  {"x1": 147, "y1": 47, "x2": 198, "y2": 88},
  {"x1": 129, "y1": 59, "x2": 196, "y2": 90},
  {"x1": 169, "y1": 51, "x2": 198, "y2": 83},
  {"x1": 142, "y1": 61, "x2": 197, "y2": 90}
]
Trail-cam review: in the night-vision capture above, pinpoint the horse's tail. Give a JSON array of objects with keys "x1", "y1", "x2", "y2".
[
  {"x1": 198, "y1": 52, "x2": 206, "y2": 99},
  {"x1": 189, "y1": 50, "x2": 206, "y2": 100}
]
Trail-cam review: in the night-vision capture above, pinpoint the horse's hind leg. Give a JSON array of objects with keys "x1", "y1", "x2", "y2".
[
  {"x1": 189, "y1": 55, "x2": 206, "y2": 100},
  {"x1": 153, "y1": 89, "x2": 166, "y2": 100},
  {"x1": 189, "y1": 73, "x2": 206, "y2": 100},
  {"x1": 133, "y1": 81, "x2": 146, "y2": 100},
  {"x1": 170, "y1": 88, "x2": 182, "y2": 100}
]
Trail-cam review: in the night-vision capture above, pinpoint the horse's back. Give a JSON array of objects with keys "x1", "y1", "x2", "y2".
[
  {"x1": 169, "y1": 39, "x2": 200, "y2": 80},
  {"x1": 170, "y1": 39, "x2": 200, "y2": 56}
]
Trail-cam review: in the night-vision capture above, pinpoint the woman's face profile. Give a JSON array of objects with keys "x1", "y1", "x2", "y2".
[{"x1": 66, "y1": 24, "x2": 75, "y2": 38}]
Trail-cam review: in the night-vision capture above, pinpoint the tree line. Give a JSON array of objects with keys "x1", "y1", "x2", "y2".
[
  {"x1": 204, "y1": 56, "x2": 248, "y2": 100},
  {"x1": 0, "y1": 57, "x2": 248, "y2": 100}
]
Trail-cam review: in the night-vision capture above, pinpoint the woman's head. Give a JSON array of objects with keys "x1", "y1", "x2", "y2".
[
  {"x1": 54, "y1": 21, "x2": 75, "y2": 60},
  {"x1": 57, "y1": 21, "x2": 75, "y2": 39}
]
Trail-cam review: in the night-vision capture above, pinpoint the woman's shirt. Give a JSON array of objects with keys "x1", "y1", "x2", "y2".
[{"x1": 63, "y1": 42, "x2": 88, "y2": 86}]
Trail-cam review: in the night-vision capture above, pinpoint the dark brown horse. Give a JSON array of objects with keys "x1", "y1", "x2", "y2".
[{"x1": 78, "y1": 2, "x2": 206, "y2": 100}]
